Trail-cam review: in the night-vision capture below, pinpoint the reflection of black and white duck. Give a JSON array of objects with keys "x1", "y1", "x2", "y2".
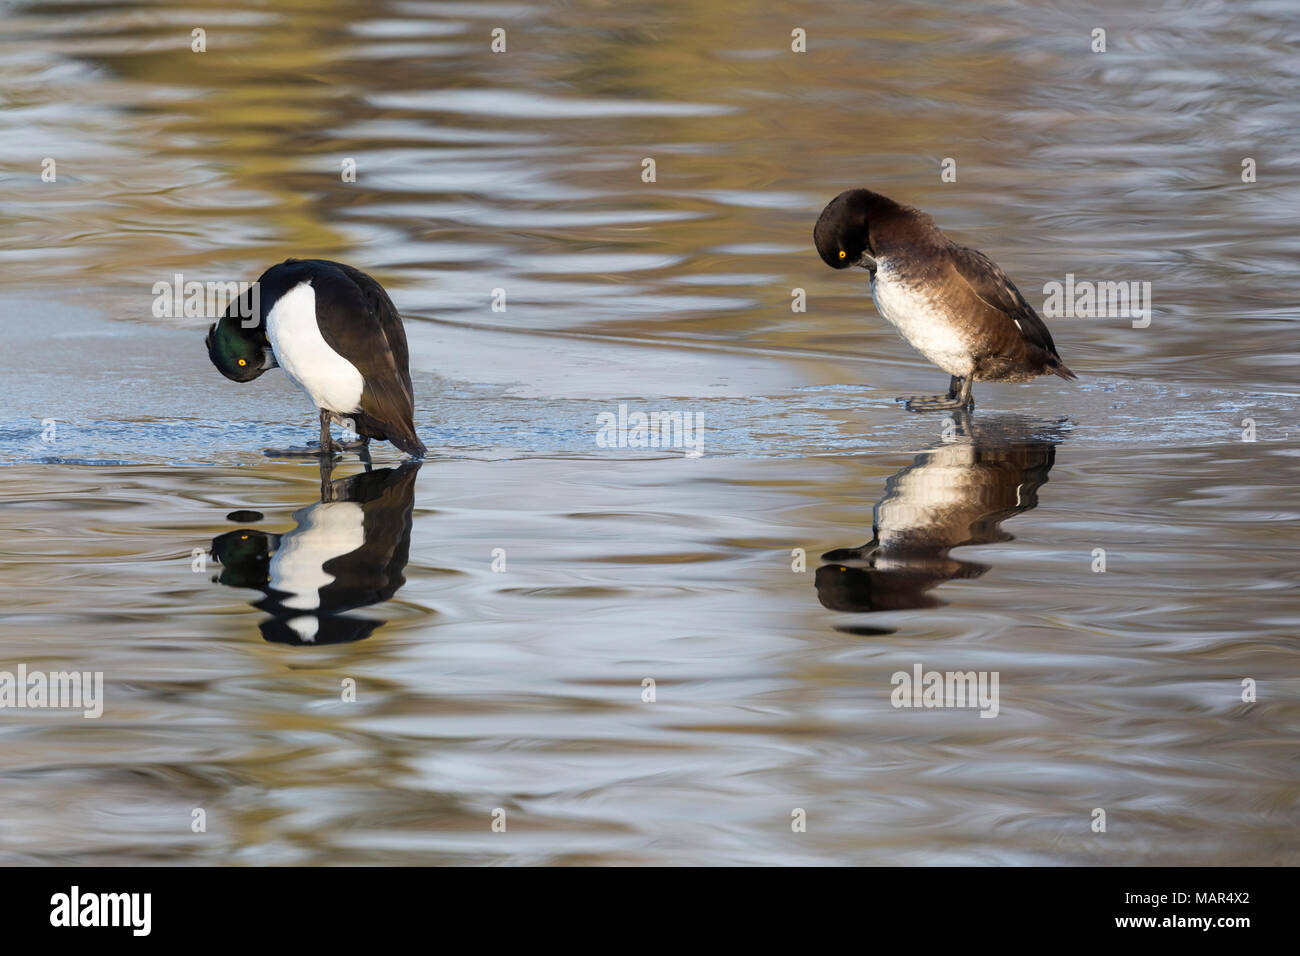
[
  {"x1": 816, "y1": 417, "x2": 1062, "y2": 614},
  {"x1": 206, "y1": 259, "x2": 426, "y2": 458},
  {"x1": 211, "y1": 461, "x2": 420, "y2": 645}
]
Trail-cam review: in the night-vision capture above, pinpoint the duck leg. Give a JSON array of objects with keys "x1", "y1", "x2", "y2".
[
  {"x1": 319, "y1": 450, "x2": 337, "y2": 502},
  {"x1": 319, "y1": 409, "x2": 334, "y2": 453},
  {"x1": 263, "y1": 410, "x2": 340, "y2": 458},
  {"x1": 899, "y1": 375, "x2": 974, "y2": 412},
  {"x1": 316, "y1": 410, "x2": 381, "y2": 456},
  {"x1": 353, "y1": 438, "x2": 372, "y2": 471},
  {"x1": 333, "y1": 431, "x2": 371, "y2": 471},
  {"x1": 335, "y1": 435, "x2": 371, "y2": 453},
  {"x1": 262, "y1": 413, "x2": 366, "y2": 459},
  {"x1": 262, "y1": 410, "x2": 342, "y2": 459}
]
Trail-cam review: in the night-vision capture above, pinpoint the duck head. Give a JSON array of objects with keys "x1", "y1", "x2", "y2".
[
  {"x1": 206, "y1": 284, "x2": 275, "y2": 382},
  {"x1": 813, "y1": 188, "x2": 910, "y2": 272}
]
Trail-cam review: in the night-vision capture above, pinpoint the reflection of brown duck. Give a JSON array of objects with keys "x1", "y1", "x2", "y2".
[
  {"x1": 211, "y1": 460, "x2": 420, "y2": 645},
  {"x1": 817, "y1": 417, "x2": 1062, "y2": 614}
]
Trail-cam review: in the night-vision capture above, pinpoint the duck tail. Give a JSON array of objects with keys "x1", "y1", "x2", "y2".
[
  {"x1": 354, "y1": 412, "x2": 427, "y2": 459},
  {"x1": 390, "y1": 433, "x2": 427, "y2": 459},
  {"x1": 1050, "y1": 359, "x2": 1078, "y2": 381}
]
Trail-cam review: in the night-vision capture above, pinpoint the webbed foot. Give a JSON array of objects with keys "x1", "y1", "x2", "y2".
[{"x1": 897, "y1": 375, "x2": 973, "y2": 412}]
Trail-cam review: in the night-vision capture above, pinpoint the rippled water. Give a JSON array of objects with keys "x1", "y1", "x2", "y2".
[{"x1": 0, "y1": 0, "x2": 1297, "y2": 864}]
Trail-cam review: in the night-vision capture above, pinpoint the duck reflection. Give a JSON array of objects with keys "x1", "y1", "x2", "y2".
[
  {"x1": 211, "y1": 459, "x2": 420, "y2": 645},
  {"x1": 817, "y1": 416, "x2": 1064, "y2": 614}
]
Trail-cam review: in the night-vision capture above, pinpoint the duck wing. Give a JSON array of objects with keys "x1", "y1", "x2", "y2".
[
  {"x1": 306, "y1": 261, "x2": 424, "y2": 452},
  {"x1": 947, "y1": 243, "x2": 1067, "y2": 364}
]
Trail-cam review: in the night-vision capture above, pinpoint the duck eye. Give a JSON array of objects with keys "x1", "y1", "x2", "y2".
[
  {"x1": 237, "y1": 358, "x2": 247, "y2": 366},
  {"x1": 838, "y1": 250, "x2": 847, "y2": 259}
]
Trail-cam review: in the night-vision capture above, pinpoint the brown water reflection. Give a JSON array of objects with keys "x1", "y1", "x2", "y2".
[{"x1": 818, "y1": 416, "x2": 1062, "y2": 615}]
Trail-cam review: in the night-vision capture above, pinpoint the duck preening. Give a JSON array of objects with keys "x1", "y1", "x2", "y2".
[
  {"x1": 814, "y1": 189, "x2": 1076, "y2": 411},
  {"x1": 206, "y1": 258, "x2": 426, "y2": 458}
]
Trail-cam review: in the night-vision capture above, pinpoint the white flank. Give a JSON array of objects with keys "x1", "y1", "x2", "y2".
[
  {"x1": 265, "y1": 280, "x2": 365, "y2": 414},
  {"x1": 287, "y1": 615, "x2": 320, "y2": 643},
  {"x1": 269, "y1": 501, "x2": 366, "y2": 612},
  {"x1": 871, "y1": 260, "x2": 972, "y2": 377}
]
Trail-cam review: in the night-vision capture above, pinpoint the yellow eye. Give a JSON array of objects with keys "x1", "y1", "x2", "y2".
[
  {"x1": 237, "y1": 358, "x2": 247, "y2": 366},
  {"x1": 838, "y1": 250, "x2": 847, "y2": 259}
]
